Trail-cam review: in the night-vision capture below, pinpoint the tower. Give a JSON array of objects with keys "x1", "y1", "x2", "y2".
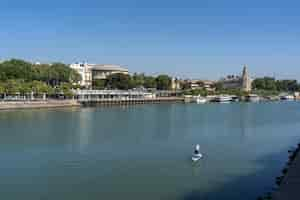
[{"x1": 242, "y1": 65, "x2": 252, "y2": 92}]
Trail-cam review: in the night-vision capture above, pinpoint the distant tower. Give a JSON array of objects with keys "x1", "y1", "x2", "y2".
[
  {"x1": 242, "y1": 65, "x2": 252, "y2": 92},
  {"x1": 171, "y1": 77, "x2": 181, "y2": 91}
]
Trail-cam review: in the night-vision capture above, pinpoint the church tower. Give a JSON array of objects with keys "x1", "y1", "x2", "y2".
[{"x1": 242, "y1": 65, "x2": 252, "y2": 92}]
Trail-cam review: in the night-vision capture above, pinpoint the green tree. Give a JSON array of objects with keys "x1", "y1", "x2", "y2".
[
  {"x1": 276, "y1": 80, "x2": 298, "y2": 92},
  {"x1": 156, "y1": 75, "x2": 171, "y2": 90},
  {"x1": 4, "y1": 79, "x2": 21, "y2": 95},
  {"x1": 215, "y1": 82, "x2": 224, "y2": 91},
  {"x1": 0, "y1": 59, "x2": 33, "y2": 81},
  {"x1": 29, "y1": 81, "x2": 51, "y2": 95},
  {"x1": 131, "y1": 73, "x2": 145, "y2": 88},
  {"x1": 106, "y1": 73, "x2": 133, "y2": 90},
  {"x1": 252, "y1": 77, "x2": 277, "y2": 91},
  {"x1": 0, "y1": 82, "x2": 5, "y2": 94},
  {"x1": 58, "y1": 83, "x2": 73, "y2": 98},
  {"x1": 92, "y1": 79, "x2": 106, "y2": 90},
  {"x1": 19, "y1": 82, "x2": 32, "y2": 96},
  {"x1": 144, "y1": 76, "x2": 157, "y2": 89}
]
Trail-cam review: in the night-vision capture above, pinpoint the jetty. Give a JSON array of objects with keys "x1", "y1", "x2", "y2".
[{"x1": 273, "y1": 150, "x2": 300, "y2": 200}]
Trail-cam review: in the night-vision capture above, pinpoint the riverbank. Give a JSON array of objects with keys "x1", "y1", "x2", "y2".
[
  {"x1": 0, "y1": 100, "x2": 80, "y2": 110},
  {"x1": 272, "y1": 144, "x2": 300, "y2": 200},
  {"x1": 0, "y1": 97, "x2": 184, "y2": 110}
]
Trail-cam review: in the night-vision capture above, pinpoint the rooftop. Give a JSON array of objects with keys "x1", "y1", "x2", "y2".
[{"x1": 89, "y1": 64, "x2": 128, "y2": 72}]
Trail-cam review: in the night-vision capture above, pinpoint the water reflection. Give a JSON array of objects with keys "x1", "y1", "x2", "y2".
[{"x1": 0, "y1": 103, "x2": 300, "y2": 200}]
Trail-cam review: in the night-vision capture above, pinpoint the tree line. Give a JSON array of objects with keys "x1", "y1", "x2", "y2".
[
  {"x1": 252, "y1": 77, "x2": 300, "y2": 92},
  {"x1": 93, "y1": 73, "x2": 172, "y2": 90},
  {"x1": 0, "y1": 59, "x2": 81, "y2": 97}
]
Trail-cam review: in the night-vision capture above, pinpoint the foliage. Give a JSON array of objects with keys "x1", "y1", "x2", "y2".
[
  {"x1": 92, "y1": 79, "x2": 106, "y2": 90},
  {"x1": 0, "y1": 59, "x2": 81, "y2": 86},
  {"x1": 143, "y1": 76, "x2": 157, "y2": 89},
  {"x1": 0, "y1": 59, "x2": 82, "y2": 98},
  {"x1": 252, "y1": 89, "x2": 280, "y2": 97},
  {"x1": 131, "y1": 73, "x2": 145, "y2": 88},
  {"x1": 4, "y1": 79, "x2": 21, "y2": 95},
  {"x1": 0, "y1": 82, "x2": 5, "y2": 94},
  {"x1": 57, "y1": 83, "x2": 73, "y2": 98},
  {"x1": 252, "y1": 77, "x2": 300, "y2": 92},
  {"x1": 156, "y1": 75, "x2": 172, "y2": 90},
  {"x1": 104, "y1": 73, "x2": 171, "y2": 90},
  {"x1": 106, "y1": 73, "x2": 133, "y2": 90},
  {"x1": 214, "y1": 82, "x2": 224, "y2": 91}
]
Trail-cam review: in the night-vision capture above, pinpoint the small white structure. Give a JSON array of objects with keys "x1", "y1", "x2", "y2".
[{"x1": 70, "y1": 62, "x2": 129, "y2": 88}]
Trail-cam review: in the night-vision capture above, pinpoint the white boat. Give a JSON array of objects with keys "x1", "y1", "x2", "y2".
[
  {"x1": 190, "y1": 96, "x2": 207, "y2": 104},
  {"x1": 246, "y1": 94, "x2": 260, "y2": 102},
  {"x1": 192, "y1": 153, "x2": 203, "y2": 162},
  {"x1": 196, "y1": 97, "x2": 207, "y2": 104},
  {"x1": 214, "y1": 96, "x2": 232, "y2": 103}
]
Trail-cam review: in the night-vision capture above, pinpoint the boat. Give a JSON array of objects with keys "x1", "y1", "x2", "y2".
[
  {"x1": 192, "y1": 144, "x2": 203, "y2": 162},
  {"x1": 214, "y1": 96, "x2": 232, "y2": 103},
  {"x1": 280, "y1": 95, "x2": 295, "y2": 101},
  {"x1": 190, "y1": 96, "x2": 208, "y2": 104},
  {"x1": 245, "y1": 94, "x2": 260, "y2": 102},
  {"x1": 195, "y1": 97, "x2": 207, "y2": 104}
]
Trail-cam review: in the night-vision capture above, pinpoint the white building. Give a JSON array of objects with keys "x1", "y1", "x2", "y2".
[{"x1": 70, "y1": 62, "x2": 129, "y2": 88}]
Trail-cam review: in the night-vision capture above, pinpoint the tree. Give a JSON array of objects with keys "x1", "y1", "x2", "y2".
[
  {"x1": 70, "y1": 69, "x2": 82, "y2": 84},
  {"x1": 28, "y1": 81, "x2": 52, "y2": 95},
  {"x1": 92, "y1": 79, "x2": 106, "y2": 90},
  {"x1": 144, "y1": 76, "x2": 157, "y2": 89},
  {"x1": 19, "y1": 82, "x2": 31, "y2": 96},
  {"x1": 0, "y1": 82, "x2": 5, "y2": 94},
  {"x1": 252, "y1": 77, "x2": 277, "y2": 91},
  {"x1": 131, "y1": 73, "x2": 145, "y2": 88},
  {"x1": 156, "y1": 75, "x2": 171, "y2": 90},
  {"x1": 215, "y1": 82, "x2": 224, "y2": 91},
  {"x1": 58, "y1": 83, "x2": 73, "y2": 98},
  {"x1": 276, "y1": 80, "x2": 298, "y2": 92},
  {"x1": 4, "y1": 80, "x2": 21, "y2": 95},
  {"x1": 106, "y1": 73, "x2": 133, "y2": 90}
]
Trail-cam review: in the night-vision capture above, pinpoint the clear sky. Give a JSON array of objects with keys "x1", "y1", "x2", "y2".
[{"x1": 0, "y1": 0, "x2": 300, "y2": 80}]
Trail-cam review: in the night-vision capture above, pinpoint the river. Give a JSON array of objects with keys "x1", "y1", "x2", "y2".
[{"x1": 0, "y1": 102, "x2": 300, "y2": 200}]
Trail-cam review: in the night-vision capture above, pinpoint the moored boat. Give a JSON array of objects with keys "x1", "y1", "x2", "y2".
[
  {"x1": 195, "y1": 97, "x2": 207, "y2": 104},
  {"x1": 245, "y1": 94, "x2": 260, "y2": 102},
  {"x1": 214, "y1": 96, "x2": 232, "y2": 103},
  {"x1": 280, "y1": 95, "x2": 295, "y2": 101}
]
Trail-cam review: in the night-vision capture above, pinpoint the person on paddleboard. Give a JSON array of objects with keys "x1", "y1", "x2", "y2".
[{"x1": 194, "y1": 144, "x2": 200, "y2": 155}]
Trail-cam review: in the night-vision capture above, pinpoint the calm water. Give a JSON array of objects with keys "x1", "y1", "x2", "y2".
[{"x1": 1, "y1": 102, "x2": 300, "y2": 200}]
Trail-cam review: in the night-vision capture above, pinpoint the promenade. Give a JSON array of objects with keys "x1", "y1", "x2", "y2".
[
  {"x1": 273, "y1": 149, "x2": 300, "y2": 200},
  {"x1": 0, "y1": 100, "x2": 80, "y2": 110}
]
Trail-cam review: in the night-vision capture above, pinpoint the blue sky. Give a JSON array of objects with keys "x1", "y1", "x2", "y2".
[{"x1": 0, "y1": 0, "x2": 300, "y2": 80}]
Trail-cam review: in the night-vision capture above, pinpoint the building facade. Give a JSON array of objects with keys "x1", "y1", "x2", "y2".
[
  {"x1": 220, "y1": 65, "x2": 252, "y2": 92},
  {"x1": 171, "y1": 78, "x2": 182, "y2": 90},
  {"x1": 70, "y1": 62, "x2": 129, "y2": 88},
  {"x1": 184, "y1": 79, "x2": 216, "y2": 91}
]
